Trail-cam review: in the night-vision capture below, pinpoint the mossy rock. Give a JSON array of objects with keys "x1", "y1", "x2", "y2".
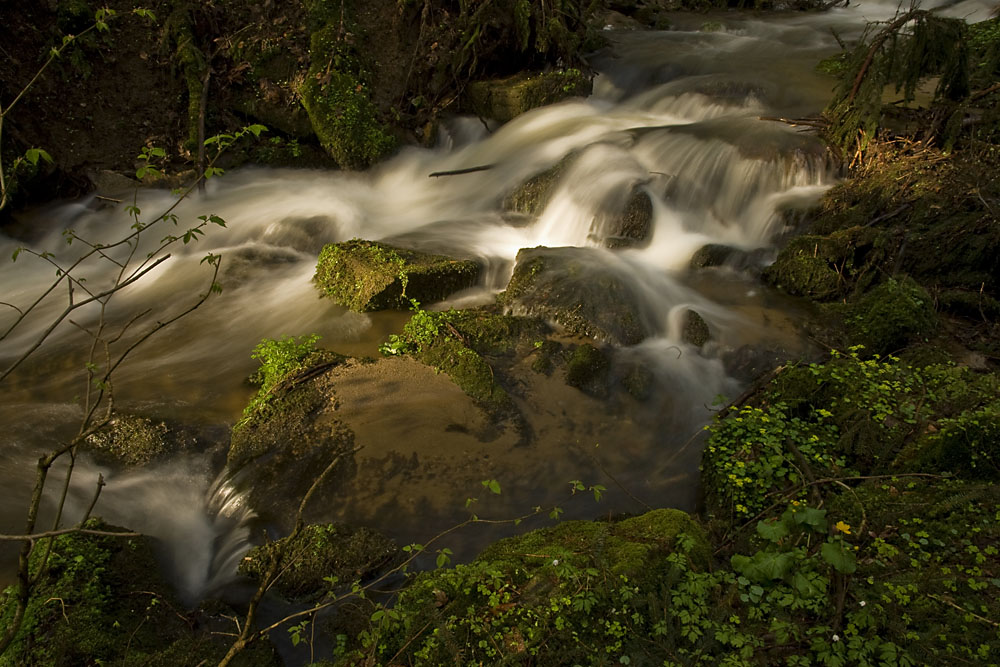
[
  {"x1": 299, "y1": 25, "x2": 396, "y2": 169},
  {"x1": 565, "y1": 343, "x2": 610, "y2": 397},
  {"x1": 499, "y1": 246, "x2": 654, "y2": 346},
  {"x1": 345, "y1": 509, "x2": 707, "y2": 665},
  {"x1": 463, "y1": 68, "x2": 592, "y2": 123},
  {"x1": 762, "y1": 226, "x2": 886, "y2": 300},
  {"x1": 0, "y1": 519, "x2": 278, "y2": 667},
  {"x1": 84, "y1": 414, "x2": 172, "y2": 467},
  {"x1": 602, "y1": 186, "x2": 653, "y2": 249},
  {"x1": 502, "y1": 159, "x2": 570, "y2": 216},
  {"x1": 841, "y1": 276, "x2": 937, "y2": 356},
  {"x1": 239, "y1": 523, "x2": 398, "y2": 601},
  {"x1": 416, "y1": 336, "x2": 513, "y2": 415},
  {"x1": 228, "y1": 362, "x2": 357, "y2": 529},
  {"x1": 314, "y1": 239, "x2": 480, "y2": 312},
  {"x1": 681, "y1": 309, "x2": 711, "y2": 347}
]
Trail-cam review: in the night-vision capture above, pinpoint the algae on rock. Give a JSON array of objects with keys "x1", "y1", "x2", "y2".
[
  {"x1": 463, "y1": 68, "x2": 592, "y2": 123},
  {"x1": 500, "y1": 246, "x2": 654, "y2": 345},
  {"x1": 0, "y1": 519, "x2": 278, "y2": 667},
  {"x1": 314, "y1": 240, "x2": 481, "y2": 312},
  {"x1": 240, "y1": 523, "x2": 398, "y2": 602}
]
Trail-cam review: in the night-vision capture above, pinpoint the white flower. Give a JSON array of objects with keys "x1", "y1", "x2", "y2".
[
  {"x1": 832, "y1": 634, "x2": 841, "y2": 642},
  {"x1": 552, "y1": 559, "x2": 559, "y2": 566},
  {"x1": 859, "y1": 600, "x2": 867, "y2": 607}
]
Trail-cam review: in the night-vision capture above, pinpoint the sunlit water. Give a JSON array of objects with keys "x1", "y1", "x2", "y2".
[{"x1": 0, "y1": 0, "x2": 991, "y2": 599}]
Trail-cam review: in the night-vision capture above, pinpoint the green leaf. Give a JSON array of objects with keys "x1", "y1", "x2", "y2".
[
  {"x1": 247, "y1": 124, "x2": 267, "y2": 137},
  {"x1": 821, "y1": 540, "x2": 857, "y2": 574},
  {"x1": 792, "y1": 571, "x2": 827, "y2": 598},
  {"x1": 482, "y1": 479, "x2": 501, "y2": 495},
  {"x1": 731, "y1": 551, "x2": 794, "y2": 582},
  {"x1": 757, "y1": 519, "x2": 790, "y2": 543},
  {"x1": 791, "y1": 507, "x2": 828, "y2": 533},
  {"x1": 11, "y1": 248, "x2": 21, "y2": 262}
]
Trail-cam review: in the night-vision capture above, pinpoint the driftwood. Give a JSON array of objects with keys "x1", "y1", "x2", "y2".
[{"x1": 428, "y1": 164, "x2": 495, "y2": 178}]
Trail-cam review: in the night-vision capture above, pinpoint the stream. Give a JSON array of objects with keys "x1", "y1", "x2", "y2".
[{"x1": 0, "y1": 0, "x2": 992, "y2": 606}]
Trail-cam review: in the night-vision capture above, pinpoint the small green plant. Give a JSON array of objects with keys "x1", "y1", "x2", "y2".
[{"x1": 235, "y1": 334, "x2": 323, "y2": 429}]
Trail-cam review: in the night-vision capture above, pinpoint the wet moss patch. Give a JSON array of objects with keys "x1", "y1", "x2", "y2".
[
  {"x1": 337, "y1": 509, "x2": 707, "y2": 666},
  {"x1": 463, "y1": 68, "x2": 592, "y2": 123},
  {"x1": 240, "y1": 523, "x2": 398, "y2": 602},
  {"x1": 0, "y1": 519, "x2": 277, "y2": 667},
  {"x1": 314, "y1": 239, "x2": 481, "y2": 312},
  {"x1": 500, "y1": 246, "x2": 653, "y2": 346}
]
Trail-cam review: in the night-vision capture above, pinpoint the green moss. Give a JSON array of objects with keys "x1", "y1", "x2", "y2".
[
  {"x1": 417, "y1": 337, "x2": 512, "y2": 415},
  {"x1": 343, "y1": 509, "x2": 708, "y2": 666},
  {"x1": 681, "y1": 310, "x2": 711, "y2": 347},
  {"x1": 299, "y1": 25, "x2": 396, "y2": 169},
  {"x1": 463, "y1": 68, "x2": 592, "y2": 123},
  {"x1": 0, "y1": 519, "x2": 275, "y2": 666},
  {"x1": 500, "y1": 247, "x2": 652, "y2": 345},
  {"x1": 565, "y1": 343, "x2": 609, "y2": 396},
  {"x1": 314, "y1": 240, "x2": 480, "y2": 312},
  {"x1": 503, "y1": 160, "x2": 570, "y2": 214},
  {"x1": 841, "y1": 277, "x2": 937, "y2": 356},
  {"x1": 83, "y1": 414, "x2": 169, "y2": 466},
  {"x1": 240, "y1": 523, "x2": 397, "y2": 601},
  {"x1": 762, "y1": 227, "x2": 885, "y2": 300}
]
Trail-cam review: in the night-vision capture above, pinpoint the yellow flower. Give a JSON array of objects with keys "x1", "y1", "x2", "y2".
[{"x1": 835, "y1": 521, "x2": 852, "y2": 535}]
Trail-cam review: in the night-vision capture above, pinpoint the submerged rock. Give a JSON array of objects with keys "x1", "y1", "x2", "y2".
[
  {"x1": 239, "y1": 523, "x2": 398, "y2": 602},
  {"x1": 463, "y1": 69, "x2": 592, "y2": 123},
  {"x1": 314, "y1": 239, "x2": 481, "y2": 312},
  {"x1": 565, "y1": 343, "x2": 611, "y2": 397},
  {"x1": 500, "y1": 246, "x2": 655, "y2": 346}
]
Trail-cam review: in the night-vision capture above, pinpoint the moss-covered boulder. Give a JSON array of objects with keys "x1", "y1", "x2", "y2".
[
  {"x1": 229, "y1": 346, "x2": 356, "y2": 528},
  {"x1": 239, "y1": 523, "x2": 398, "y2": 601},
  {"x1": 463, "y1": 68, "x2": 592, "y2": 123},
  {"x1": 762, "y1": 226, "x2": 886, "y2": 300},
  {"x1": 840, "y1": 276, "x2": 937, "y2": 356},
  {"x1": 314, "y1": 240, "x2": 481, "y2": 312},
  {"x1": 499, "y1": 246, "x2": 654, "y2": 345},
  {"x1": 681, "y1": 309, "x2": 711, "y2": 347},
  {"x1": 337, "y1": 509, "x2": 708, "y2": 665},
  {"x1": 0, "y1": 519, "x2": 277, "y2": 667},
  {"x1": 298, "y1": 25, "x2": 396, "y2": 168},
  {"x1": 381, "y1": 307, "x2": 548, "y2": 416},
  {"x1": 84, "y1": 414, "x2": 172, "y2": 467}
]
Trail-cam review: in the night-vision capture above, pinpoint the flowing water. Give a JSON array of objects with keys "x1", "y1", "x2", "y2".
[{"x1": 0, "y1": 0, "x2": 993, "y2": 600}]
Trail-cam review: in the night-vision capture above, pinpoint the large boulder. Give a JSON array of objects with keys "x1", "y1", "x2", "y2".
[
  {"x1": 463, "y1": 69, "x2": 592, "y2": 123},
  {"x1": 314, "y1": 239, "x2": 481, "y2": 312},
  {"x1": 499, "y1": 246, "x2": 655, "y2": 345}
]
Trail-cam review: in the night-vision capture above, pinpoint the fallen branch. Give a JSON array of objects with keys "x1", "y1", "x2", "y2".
[{"x1": 428, "y1": 164, "x2": 494, "y2": 178}]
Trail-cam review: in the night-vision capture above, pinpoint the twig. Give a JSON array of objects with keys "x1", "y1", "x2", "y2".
[
  {"x1": 0, "y1": 528, "x2": 142, "y2": 541},
  {"x1": 428, "y1": 164, "x2": 495, "y2": 178},
  {"x1": 926, "y1": 594, "x2": 999, "y2": 628}
]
